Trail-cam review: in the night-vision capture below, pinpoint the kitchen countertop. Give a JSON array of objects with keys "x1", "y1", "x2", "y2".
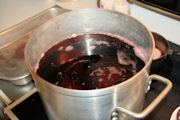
[{"x1": 0, "y1": 0, "x2": 97, "y2": 32}]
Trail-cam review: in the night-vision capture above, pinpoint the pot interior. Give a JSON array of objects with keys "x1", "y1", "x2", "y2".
[{"x1": 25, "y1": 8, "x2": 154, "y2": 91}]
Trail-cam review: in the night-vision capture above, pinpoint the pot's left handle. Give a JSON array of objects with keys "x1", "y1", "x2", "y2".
[{"x1": 111, "y1": 74, "x2": 172, "y2": 119}]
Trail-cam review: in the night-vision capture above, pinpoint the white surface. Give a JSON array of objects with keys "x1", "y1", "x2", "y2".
[
  {"x1": 0, "y1": 0, "x2": 53, "y2": 31},
  {"x1": 0, "y1": 0, "x2": 179, "y2": 45},
  {"x1": 130, "y1": 4, "x2": 180, "y2": 45},
  {"x1": 0, "y1": 0, "x2": 97, "y2": 32}
]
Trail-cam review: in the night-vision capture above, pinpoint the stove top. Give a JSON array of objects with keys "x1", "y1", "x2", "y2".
[{"x1": 1, "y1": 41, "x2": 179, "y2": 120}]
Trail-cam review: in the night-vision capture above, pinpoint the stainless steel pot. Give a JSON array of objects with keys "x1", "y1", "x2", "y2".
[{"x1": 24, "y1": 8, "x2": 172, "y2": 120}]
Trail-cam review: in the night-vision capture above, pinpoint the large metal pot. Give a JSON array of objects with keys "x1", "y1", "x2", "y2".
[{"x1": 24, "y1": 8, "x2": 172, "y2": 120}]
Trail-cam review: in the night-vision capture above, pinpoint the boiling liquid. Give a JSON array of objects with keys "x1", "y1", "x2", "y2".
[{"x1": 36, "y1": 34, "x2": 145, "y2": 90}]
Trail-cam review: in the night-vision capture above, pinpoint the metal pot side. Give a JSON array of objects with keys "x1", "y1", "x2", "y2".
[{"x1": 25, "y1": 8, "x2": 158, "y2": 120}]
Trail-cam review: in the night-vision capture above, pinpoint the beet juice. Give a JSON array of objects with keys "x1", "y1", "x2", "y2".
[{"x1": 36, "y1": 33, "x2": 145, "y2": 90}]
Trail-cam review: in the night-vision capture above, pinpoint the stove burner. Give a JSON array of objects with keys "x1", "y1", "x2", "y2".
[
  {"x1": 11, "y1": 92, "x2": 48, "y2": 120},
  {"x1": 150, "y1": 55, "x2": 173, "y2": 77},
  {"x1": 150, "y1": 32, "x2": 173, "y2": 77}
]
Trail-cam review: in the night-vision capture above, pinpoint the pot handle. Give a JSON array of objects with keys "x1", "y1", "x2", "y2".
[{"x1": 111, "y1": 74, "x2": 172, "y2": 119}]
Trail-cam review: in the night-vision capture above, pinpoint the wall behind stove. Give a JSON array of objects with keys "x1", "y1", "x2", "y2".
[
  {"x1": 0, "y1": 0, "x2": 179, "y2": 45},
  {"x1": 130, "y1": 4, "x2": 180, "y2": 46}
]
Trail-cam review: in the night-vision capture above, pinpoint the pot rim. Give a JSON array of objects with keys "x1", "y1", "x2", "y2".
[{"x1": 25, "y1": 8, "x2": 155, "y2": 97}]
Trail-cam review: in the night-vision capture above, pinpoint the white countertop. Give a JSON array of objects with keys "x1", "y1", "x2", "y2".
[
  {"x1": 0, "y1": 0, "x2": 180, "y2": 45},
  {"x1": 0, "y1": 0, "x2": 97, "y2": 32}
]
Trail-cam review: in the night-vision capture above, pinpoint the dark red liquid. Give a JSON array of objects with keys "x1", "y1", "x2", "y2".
[{"x1": 36, "y1": 34, "x2": 145, "y2": 90}]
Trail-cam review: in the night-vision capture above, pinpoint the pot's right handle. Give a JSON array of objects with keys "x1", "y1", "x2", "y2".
[{"x1": 111, "y1": 74, "x2": 172, "y2": 120}]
